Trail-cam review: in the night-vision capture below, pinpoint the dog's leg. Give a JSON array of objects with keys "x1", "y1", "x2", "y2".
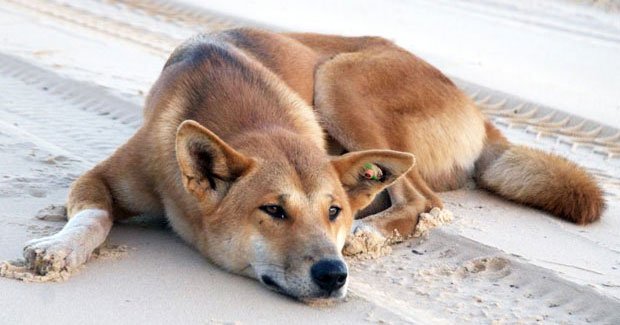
[
  {"x1": 314, "y1": 50, "x2": 447, "y2": 239},
  {"x1": 407, "y1": 169, "x2": 443, "y2": 211},
  {"x1": 354, "y1": 176, "x2": 427, "y2": 237},
  {"x1": 23, "y1": 169, "x2": 113, "y2": 275},
  {"x1": 23, "y1": 134, "x2": 158, "y2": 275},
  {"x1": 344, "y1": 176, "x2": 430, "y2": 256}
]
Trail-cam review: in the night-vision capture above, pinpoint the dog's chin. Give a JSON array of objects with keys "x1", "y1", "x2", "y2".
[
  {"x1": 260, "y1": 274, "x2": 347, "y2": 302},
  {"x1": 300, "y1": 290, "x2": 347, "y2": 306}
]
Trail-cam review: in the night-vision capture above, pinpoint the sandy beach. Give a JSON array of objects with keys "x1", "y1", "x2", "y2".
[{"x1": 1, "y1": 0, "x2": 619, "y2": 323}]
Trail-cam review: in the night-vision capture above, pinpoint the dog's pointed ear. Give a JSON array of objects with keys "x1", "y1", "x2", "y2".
[
  {"x1": 176, "y1": 120, "x2": 254, "y2": 200},
  {"x1": 331, "y1": 150, "x2": 415, "y2": 211}
]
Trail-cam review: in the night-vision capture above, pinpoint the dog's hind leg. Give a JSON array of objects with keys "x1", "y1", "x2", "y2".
[
  {"x1": 23, "y1": 133, "x2": 160, "y2": 275},
  {"x1": 314, "y1": 49, "x2": 446, "y2": 238},
  {"x1": 359, "y1": 177, "x2": 426, "y2": 236}
]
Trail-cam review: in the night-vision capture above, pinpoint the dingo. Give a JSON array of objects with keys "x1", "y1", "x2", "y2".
[{"x1": 22, "y1": 28, "x2": 604, "y2": 300}]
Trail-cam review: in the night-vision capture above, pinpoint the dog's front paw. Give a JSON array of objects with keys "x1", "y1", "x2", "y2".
[
  {"x1": 343, "y1": 220, "x2": 392, "y2": 258},
  {"x1": 23, "y1": 234, "x2": 90, "y2": 275}
]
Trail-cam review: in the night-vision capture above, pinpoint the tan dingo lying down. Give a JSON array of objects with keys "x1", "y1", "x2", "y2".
[{"x1": 22, "y1": 28, "x2": 604, "y2": 300}]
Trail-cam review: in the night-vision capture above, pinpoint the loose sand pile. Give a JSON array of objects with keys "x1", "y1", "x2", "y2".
[
  {"x1": 0, "y1": 259, "x2": 72, "y2": 283},
  {"x1": 413, "y1": 207, "x2": 454, "y2": 238},
  {"x1": 0, "y1": 244, "x2": 130, "y2": 283},
  {"x1": 343, "y1": 225, "x2": 394, "y2": 259},
  {"x1": 343, "y1": 208, "x2": 454, "y2": 259}
]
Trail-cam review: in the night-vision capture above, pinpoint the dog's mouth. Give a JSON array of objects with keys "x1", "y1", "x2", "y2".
[
  {"x1": 260, "y1": 274, "x2": 297, "y2": 299},
  {"x1": 260, "y1": 274, "x2": 346, "y2": 301},
  {"x1": 261, "y1": 275, "x2": 283, "y2": 291}
]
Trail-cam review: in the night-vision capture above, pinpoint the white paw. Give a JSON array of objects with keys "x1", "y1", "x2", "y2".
[
  {"x1": 23, "y1": 233, "x2": 90, "y2": 275},
  {"x1": 343, "y1": 220, "x2": 391, "y2": 258}
]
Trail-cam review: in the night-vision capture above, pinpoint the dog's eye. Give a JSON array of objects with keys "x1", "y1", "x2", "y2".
[
  {"x1": 328, "y1": 206, "x2": 341, "y2": 221},
  {"x1": 260, "y1": 205, "x2": 286, "y2": 219}
]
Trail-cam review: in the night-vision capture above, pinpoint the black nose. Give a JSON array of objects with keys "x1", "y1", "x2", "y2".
[{"x1": 310, "y1": 259, "x2": 348, "y2": 292}]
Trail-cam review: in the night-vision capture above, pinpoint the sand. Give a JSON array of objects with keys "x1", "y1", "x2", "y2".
[
  {"x1": 565, "y1": 0, "x2": 620, "y2": 12},
  {"x1": 343, "y1": 224, "x2": 394, "y2": 259},
  {"x1": 35, "y1": 204, "x2": 67, "y2": 222},
  {"x1": 0, "y1": 0, "x2": 619, "y2": 323},
  {"x1": 413, "y1": 208, "x2": 454, "y2": 238},
  {"x1": 0, "y1": 244, "x2": 129, "y2": 283},
  {"x1": 347, "y1": 230, "x2": 620, "y2": 323},
  {"x1": 343, "y1": 208, "x2": 454, "y2": 259},
  {"x1": 0, "y1": 259, "x2": 71, "y2": 283}
]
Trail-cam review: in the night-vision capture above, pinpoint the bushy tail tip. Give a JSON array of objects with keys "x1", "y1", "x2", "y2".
[{"x1": 475, "y1": 145, "x2": 605, "y2": 224}]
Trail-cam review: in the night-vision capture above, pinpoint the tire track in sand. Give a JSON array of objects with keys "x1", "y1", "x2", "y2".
[{"x1": 0, "y1": 54, "x2": 141, "y2": 200}]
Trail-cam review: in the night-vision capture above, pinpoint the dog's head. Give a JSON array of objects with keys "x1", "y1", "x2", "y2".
[{"x1": 175, "y1": 120, "x2": 414, "y2": 300}]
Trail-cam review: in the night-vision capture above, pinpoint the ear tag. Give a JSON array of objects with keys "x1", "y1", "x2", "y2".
[{"x1": 363, "y1": 163, "x2": 382, "y2": 181}]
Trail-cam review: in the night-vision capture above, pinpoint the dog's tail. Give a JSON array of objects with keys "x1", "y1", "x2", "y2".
[{"x1": 474, "y1": 121, "x2": 605, "y2": 224}]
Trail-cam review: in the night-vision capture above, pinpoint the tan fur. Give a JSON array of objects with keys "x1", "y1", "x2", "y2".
[
  {"x1": 477, "y1": 145, "x2": 604, "y2": 224},
  {"x1": 474, "y1": 121, "x2": 604, "y2": 224},
  {"x1": 25, "y1": 28, "x2": 604, "y2": 300}
]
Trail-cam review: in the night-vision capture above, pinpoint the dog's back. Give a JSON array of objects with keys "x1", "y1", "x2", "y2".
[{"x1": 210, "y1": 28, "x2": 604, "y2": 226}]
